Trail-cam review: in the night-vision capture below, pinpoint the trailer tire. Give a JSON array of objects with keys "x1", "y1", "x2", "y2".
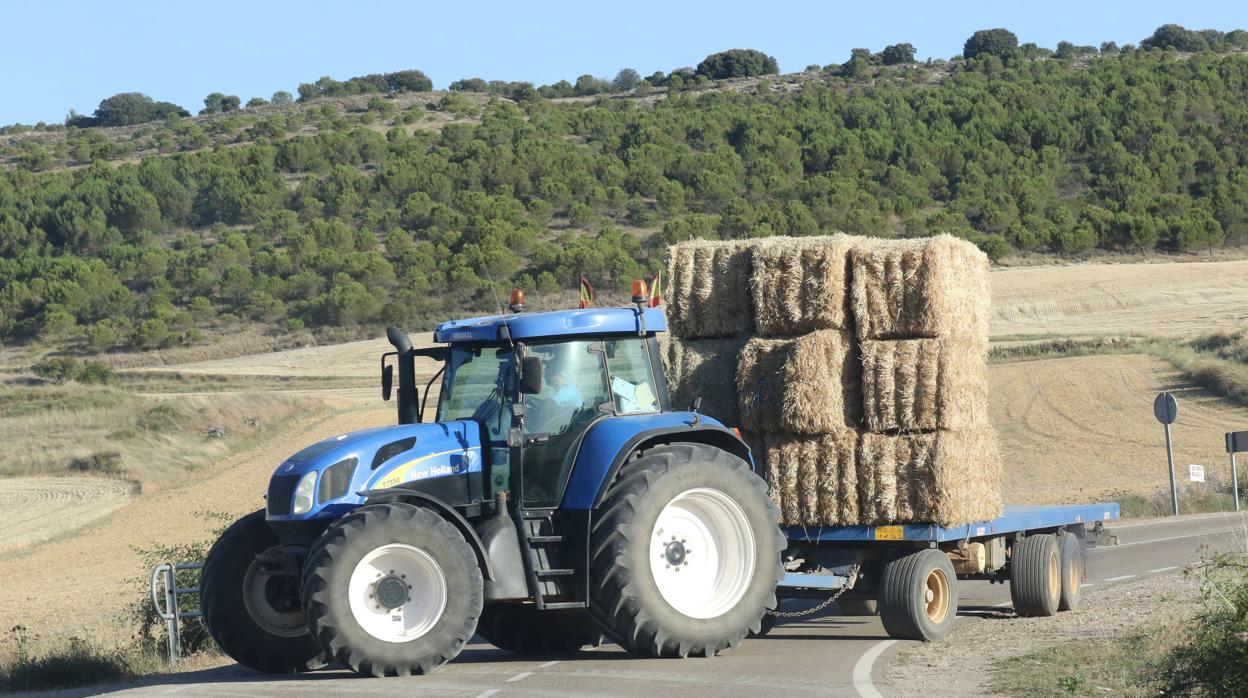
[
  {"x1": 302, "y1": 503, "x2": 482, "y2": 676},
  {"x1": 476, "y1": 604, "x2": 601, "y2": 654},
  {"x1": 1010, "y1": 534, "x2": 1060, "y2": 617},
  {"x1": 838, "y1": 597, "x2": 878, "y2": 616},
  {"x1": 1057, "y1": 531, "x2": 1085, "y2": 612},
  {"x1": 878, "y1": 549, "x2": 958, "y2": 641},
  {"x1": 200, "y1": 509, "x2": 326, "y2": 673},
  {"x1": 589, "y1": 443, "x2": 785, "y2": 657}
]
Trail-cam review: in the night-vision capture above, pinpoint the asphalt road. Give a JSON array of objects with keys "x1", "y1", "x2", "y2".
[{"x1": 91, "y1": 511, "x2": 1248, "y2": 698}]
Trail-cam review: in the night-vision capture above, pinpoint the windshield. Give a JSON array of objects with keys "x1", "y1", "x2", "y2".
[{"x1": 437, "y1": 345, "x2": 514, "y2": 442}]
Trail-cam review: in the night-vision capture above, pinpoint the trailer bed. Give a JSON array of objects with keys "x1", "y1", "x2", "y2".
[{"x1": 784, "y1": 503, "x2": 1120, "y2": 545}]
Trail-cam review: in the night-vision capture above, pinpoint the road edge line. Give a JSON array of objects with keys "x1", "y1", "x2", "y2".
[{"x1": 853, "y1": 638, "x2": 898, "y2": 698}]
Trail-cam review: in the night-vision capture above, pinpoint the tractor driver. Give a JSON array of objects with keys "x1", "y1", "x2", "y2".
[{"x1": 547, "y1": 365, "x2": 584, "y2": 409}]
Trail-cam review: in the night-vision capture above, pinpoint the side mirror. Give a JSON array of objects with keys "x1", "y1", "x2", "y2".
[
  {"x1": 520, "y1": 356, "x2": 543, "y2": 394},
  {"x1": 381, "y1": 364, "x2": 393, "y2": 401}
]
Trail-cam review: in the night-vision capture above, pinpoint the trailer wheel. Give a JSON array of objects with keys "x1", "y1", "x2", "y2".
[
  {"x1": 1057, "y1": 532, "x2": 1085, "y2": 612},
  {"x1": 590, "y1": 443, "x2": 785, "y2": 657},
  {"x1": 302, "y1": 503, "x2": 482, "y2": 676},
  {"x1": 476, "y1": 604, "x2": 601, "y2": 654},
  {"x1": 1010, "y1": 534, "x2": 1060, "y2": 617},
  {"x1": 838, "y1": 597, "x2": 878, "y2": 616},
  {"x1": 200, "y1": 510, "x2": 326, "y2": 673},
  {"x1": 878, "y1": 549, "x2": 958, "y2": 641}
]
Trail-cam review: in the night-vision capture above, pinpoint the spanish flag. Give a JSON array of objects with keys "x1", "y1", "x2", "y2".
[
  {"x1": 648, "y1": 270, "x2": 662, "y2": 307},
  {"x1": 579, "y1": 275, "x2": 596, "y2": 309}
]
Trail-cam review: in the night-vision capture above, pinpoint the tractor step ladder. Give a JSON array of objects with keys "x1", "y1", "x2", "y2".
[{"x1": 518, "y1": 508, "x2": 588, "y2": 610}]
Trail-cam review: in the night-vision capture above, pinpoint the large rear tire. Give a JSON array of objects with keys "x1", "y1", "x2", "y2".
[
  {"x1": 589, "y1": 443, "x2": 785, "y2": 657},
  {"x1": 476, "y1": 604, "x2": 601, "y2": 654},
  {"x1": 200, "y1": 510, "x2": 326, "y2": 673},
  {"x1": 1010, "y1": 534, "x2": 1061, "y2": 617},
  {"x1": 301, "y1": 503, "x2": 483, "y2": 676},
  {"x1": 878, "y1": 549, "x2": 958, "y2": 641}
]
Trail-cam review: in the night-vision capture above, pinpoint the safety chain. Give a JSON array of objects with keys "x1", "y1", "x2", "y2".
[{"x1": 766, "y1": 564, "x2": 861, "y2": 619}]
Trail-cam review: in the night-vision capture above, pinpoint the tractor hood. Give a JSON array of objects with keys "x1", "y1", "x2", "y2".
[{"x1": 265, "y1": 420, "x2": 482, "y2": 521}]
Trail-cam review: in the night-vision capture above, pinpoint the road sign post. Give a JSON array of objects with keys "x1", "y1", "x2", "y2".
[
  {"x1": 1154, "y1": 392, "x2": 1179, "y2": 516},
  {"x1": 1225, "y1": 431, "x2": 1248, "y2": 512}
]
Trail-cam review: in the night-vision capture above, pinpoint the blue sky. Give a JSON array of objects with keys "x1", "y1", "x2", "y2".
[{"x1": 1, "y1": 1, "x2": 1243, "y2": 125}]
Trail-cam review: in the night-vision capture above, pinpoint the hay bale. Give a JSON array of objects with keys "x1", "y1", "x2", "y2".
[
  {"x1": 750, "y1": 234, "x2": 855, "y2": 337},
  {"x1": 736, "y1": 329, "x2": 861, "y2": 434},
  {"x1": 665, "y1": 336, "x2": 746, "y2": 426},
  {"x1": 848, "y1": 234, "x2": 990, "y2": 341},
  {"x1": 860, "y1": 338, "x2": 989, "y2": 432},
  {"x1": 665, "y1": 240, "x2": 754, "y2": 338},
  {"x1": 757, "y1": 431, "x2": 859, "y2": 526},
  {"x1": 857, "y1": 429, "x2": 1002, "y2": 527}
]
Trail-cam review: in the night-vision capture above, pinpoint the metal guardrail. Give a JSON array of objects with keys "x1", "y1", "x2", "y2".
[{"x1": 150, "y1": 562, "x2": 204, "y2": 662}]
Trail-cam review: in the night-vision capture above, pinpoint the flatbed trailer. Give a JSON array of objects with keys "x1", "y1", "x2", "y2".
[{"x1": 769, "y1": 503, "x2": 1121, "y2": 641}]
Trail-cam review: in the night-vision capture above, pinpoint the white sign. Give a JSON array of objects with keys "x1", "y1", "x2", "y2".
[{"x1": 1189, "y1": 464, "x2": 1206, "y2": 483}]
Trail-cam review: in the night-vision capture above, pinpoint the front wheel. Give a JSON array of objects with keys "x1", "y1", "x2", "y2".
[
  {"x1": 590, "y1": 443, "x2": 785, "y2": 657},
  {"x1": 200, "y1": 510, "x2": 326, "y2": 673},
  {"x1": 301, "y1": 503, "x2": 483, "y2": 676}
]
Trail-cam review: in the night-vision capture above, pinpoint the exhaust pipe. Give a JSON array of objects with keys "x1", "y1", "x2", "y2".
[{"x1": 386, "y1": 326, "x2": 418, "y2": 424}]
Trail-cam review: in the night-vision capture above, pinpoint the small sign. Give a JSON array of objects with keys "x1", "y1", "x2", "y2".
[
  {"x1": 874, "y1": 525, "x2": 903, "y2": 541},
  {"x1": 1154, "y1": 393, "x2": 1178, "y2": 425},
  {"x1": 1190, "y1": 464, "x2": 1206, "y2": 483}
]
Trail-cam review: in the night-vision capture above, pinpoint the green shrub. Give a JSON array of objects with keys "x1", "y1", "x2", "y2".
[
  {"x1": 30, "y1": 358, "x2": 115, "y2": 385},
  {"x1": 67, "y1": 451, "x2": 123, "y2": 475},
  {"x1": 136, "y1": 404, "x2": 184, "y2": 433},
  {"x1": 1155, "y1": 553, "x2": 1248, "y2": 694}
]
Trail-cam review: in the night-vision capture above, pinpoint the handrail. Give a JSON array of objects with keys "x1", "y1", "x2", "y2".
[{"x1": 149, "y1": 562, "x2": 204, "y2": 662}]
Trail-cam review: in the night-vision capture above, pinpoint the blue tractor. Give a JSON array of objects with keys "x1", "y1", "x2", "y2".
[{"x1": 200, "y1": 295, "x2": 784, "y2": 676}]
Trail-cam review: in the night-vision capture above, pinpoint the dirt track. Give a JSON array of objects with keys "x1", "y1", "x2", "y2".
[
  {"x1": 991, "y1": 353, "x2": 1247, "y2": 504},
  {"x1": 0, "y1": 477, "x2": 137, "y2": 556}
]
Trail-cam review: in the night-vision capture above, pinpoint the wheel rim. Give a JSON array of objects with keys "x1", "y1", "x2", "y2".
[
  {"x1": 649, "y1": 487, "x2": 756, "y2": 620},
  {"x1": 242, "y1": 548, "x2": 307, "y2": 638},
  {"x1": 1067, "y1": 549, "x2": 1081, "y2": 594},
  {"x1": 924, "y1": 567, "x2": 950, "y2": 624},
  {"x1": 1047, "y1": 549, "x2": 1060, "y2": 602},
  {"x1": 348, "y1": 543, "x2": 447, "y2": 643}
]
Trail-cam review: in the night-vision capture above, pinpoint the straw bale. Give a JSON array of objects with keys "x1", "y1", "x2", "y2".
[
  {"x1": 848, "y1": 234, "x2": 990, "y2": 341},
  {"x1": 736, "y1": 329, "x2": 861, "y2": 434},
  {"x1": 757, "y1": 431, "x2": 859, "y2": 526},
  {"x1": 860, "y1": 337, "x2": 989, "y2": 432},
  {"x1": 665, "y1": 240, "x2": 753, "y2": 338},
  {"x1": 857, "y1": 429, "x2": 1002, "y2": 527},
  {"x1": 664, "y1": 336, "x2": 746, "y2": 426},
  {"x1": 750, "y1": 234, "x2": 855, "y2": 337}
]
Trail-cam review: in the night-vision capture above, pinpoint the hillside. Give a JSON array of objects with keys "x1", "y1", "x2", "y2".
[{"x1": 3, "y1": 39, "x2": 1248, "y2": 354}]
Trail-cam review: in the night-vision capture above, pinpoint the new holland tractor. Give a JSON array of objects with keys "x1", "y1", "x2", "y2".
[{"x1": 200, "y1": 289, "x2": 784, "y2": 677}]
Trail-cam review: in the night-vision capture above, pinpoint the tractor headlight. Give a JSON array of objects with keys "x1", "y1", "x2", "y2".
[{"x1": 291, "y1": 471, "x2": 318, "y2": 515}]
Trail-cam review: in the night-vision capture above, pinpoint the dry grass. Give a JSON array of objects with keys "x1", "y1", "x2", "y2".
[
  {"x1": 849, "y1": 234, "x2": 990, "y2": 341},
  {"x1": 664, "y1": 336, "x2": 746, "y2": 425},
  {"x1": 757, "y1": 431, "x2": 859, "y2": 526},
  {"x1": 858, "y1": 428, "x2": 1003, "y2": 526},
  {"x1": 736, "y1": 329, "x2": 860, "y2": 434},
  {"x1": 860, "y1": 337, "x2": 989, "y2": 432},
  {"x1": 749, "y1": 234, "x2": 855, "y2": 337},
  {"x1": 665, "y1": 240, "x2": 753, "y2": 338}
]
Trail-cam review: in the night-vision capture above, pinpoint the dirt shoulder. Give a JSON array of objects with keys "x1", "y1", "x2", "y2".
[{"x1": 882, "y1": 571, "x2": 1199, "y2": 697}]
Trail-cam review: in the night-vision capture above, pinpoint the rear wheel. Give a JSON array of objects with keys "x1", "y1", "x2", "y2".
[
  {"x1": 476, "y1": 604, "x2": 601, "y2": 654},
  {"x1": 200, "y1": 510, "x2": 326, "y2": 673},
  {"x1": 1010, "y1": 534, "x2": 1060, "y2": 617},
  {"x1": 589, "y1": 443, "x2": 785, "y2": 657},
  {"x1": 302, "y1": 503, "x2": 483, "y2": 676},
  {"x1": 1057, "y1": 531, "x2": 1085, "y2": 612},
  {"x1": 878, "y1": 549, "x2": 958, "y2": 641}
]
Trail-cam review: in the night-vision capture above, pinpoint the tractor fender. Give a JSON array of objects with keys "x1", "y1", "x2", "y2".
[
  {"x1": 358, "y1": 485, "x2": 494, "y2": 580},
  {"x1": 562, "y1": 415, "x2": 752, "y2": 510}
]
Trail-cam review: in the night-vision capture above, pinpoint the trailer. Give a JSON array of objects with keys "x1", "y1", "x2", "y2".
[{"x1": 769, "y1": 503, "x2": 1120, "y2": 640}]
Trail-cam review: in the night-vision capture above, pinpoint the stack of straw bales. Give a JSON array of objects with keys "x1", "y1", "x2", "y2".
[{"x1": 664, "y1": 233, "x2": 1001, "y2": 528}]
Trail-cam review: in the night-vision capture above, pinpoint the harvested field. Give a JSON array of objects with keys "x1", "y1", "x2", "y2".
[
  {"x1": 857, "y1": 429, "x2": 1003, "y2": 526},
  {"x1": 736, "y1": 329, "x2": 860, "y2": 434},
  {"x1": 750, "y1": 235, "x2": 853, "y2": 337},
  {"x1": 849, "y1": 234, "x2": 990, "y2": 342},
  {"x1": 130, "y1": 337, "x2": 391, "y2": 378},
  {"x1": 665, "y1": 336, "x2": 746, "y2": 425},
  {"x1": 860, "y1": 337, "x2": 990, "y2": 432},
  {"x1": 0, "y1": 477, "x2": 136, "y2": 556},
  {"x1": 757, "y1": 431, "x2": 859, "y2": 526},
  {"x1": 665, "y1": 240, "x2": 753, "y2": 338}
]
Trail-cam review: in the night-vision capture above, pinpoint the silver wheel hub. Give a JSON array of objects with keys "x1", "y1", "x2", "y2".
[{"x1": 373, "y1": 575, "x2": 410, "y2": 609}]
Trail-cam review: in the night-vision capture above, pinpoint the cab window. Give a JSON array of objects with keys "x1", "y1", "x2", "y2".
[{"x1": 604, "y1": 338, "x2": 660, "y2": 414}]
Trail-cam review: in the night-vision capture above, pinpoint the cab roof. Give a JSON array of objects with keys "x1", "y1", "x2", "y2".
[{"x1": 433, "y1": 307, "x2": 667, "y2": 344}]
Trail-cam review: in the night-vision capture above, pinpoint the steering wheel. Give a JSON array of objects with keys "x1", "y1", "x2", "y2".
[{"x1": 524, "y1": 395, "x2": 559, "y2": 434}]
